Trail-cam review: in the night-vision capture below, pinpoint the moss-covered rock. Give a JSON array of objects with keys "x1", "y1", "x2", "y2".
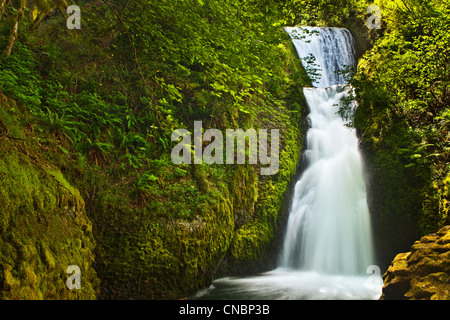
[
  {"x1": 381, "y1": 225, "x2": 450, "y2": 300},
  {"x1": 0, "y1": 153, "x2": 99, "y2": 300},
  {"x1": 88, "y1": 166, "x2": 236, "y2": 299}
]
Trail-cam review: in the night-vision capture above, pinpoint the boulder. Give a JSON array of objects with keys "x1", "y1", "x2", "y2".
[{"x1": 381, "y1": 225, "x2": 450, "y2": 300}]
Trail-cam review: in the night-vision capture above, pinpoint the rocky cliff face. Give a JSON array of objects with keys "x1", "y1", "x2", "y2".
[{"x1": 381, "y1": 225, "x2": 450, "y2": 300}]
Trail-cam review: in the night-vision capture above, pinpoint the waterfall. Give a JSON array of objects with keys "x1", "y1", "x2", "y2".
[
  {"x1": 285, "y1": 27, "x2": 355, "y2": 87},
  {"x1": 279, "y1": 27, "x2": 375, "y2": 275},
  {"x1": 193, "y1": 26, "x2": 382, "y2": 300}
]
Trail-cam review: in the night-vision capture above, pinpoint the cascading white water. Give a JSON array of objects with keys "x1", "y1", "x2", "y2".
[
  {"x1": 193, "y1": 26, "x2": 382, "y2": 300},
  {"x1": 279, "y1": 86, "x2": 374, "y2": 274},
  {"x1": 279, "y1": 27, "x2": 374, "y2": 276},
  {"x1": 285, "y1": 27, "x2": 356, "y2": 87}
]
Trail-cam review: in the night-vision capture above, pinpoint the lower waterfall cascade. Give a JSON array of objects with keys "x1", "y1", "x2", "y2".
[{"x1": 278, "y1": 85, "x2": 374, "y2": 275}]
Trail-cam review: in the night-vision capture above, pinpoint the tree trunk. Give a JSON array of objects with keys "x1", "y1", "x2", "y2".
[
  {"x1": 3, "y1": 0, "x2": 26, "y2": 57},
  {"x1": 0, "y1": 0, "x2": 9, "y2": 20}
]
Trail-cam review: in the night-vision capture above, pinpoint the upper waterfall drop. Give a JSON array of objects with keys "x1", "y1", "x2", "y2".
[{"x1": 285, "y1": 26, "x2": 356, "y2": 87}]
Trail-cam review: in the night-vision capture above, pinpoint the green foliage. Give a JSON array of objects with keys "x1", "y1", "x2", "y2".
[
  {"x1": 0, "y1": 43, "x2": 41, "y2": 110},
  {"x1": 352, "y1": 0, "x2": 450, "y2": 256},
  {"x1": 280, "y1": 0, "x2": 370, "y2": 27}
]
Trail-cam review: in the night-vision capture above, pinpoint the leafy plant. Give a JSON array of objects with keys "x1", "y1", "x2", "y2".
[
  {"x1": 37, "y1": 108, "x2": 79, "y2": 143},
  {"x1": 131, "y1": 172, "x2": 159, "y2": 207},
  {"x1": 84, "y1": 139, "x2": 114, "y2": 165}
]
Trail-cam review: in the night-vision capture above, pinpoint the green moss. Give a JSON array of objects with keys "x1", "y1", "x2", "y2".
[
  {"x1": 89, "y1": 170, "x2": 235, "y2": 298},
  {"x1": 0, "y1": 148, "x2": 99, "y2": 299}
]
